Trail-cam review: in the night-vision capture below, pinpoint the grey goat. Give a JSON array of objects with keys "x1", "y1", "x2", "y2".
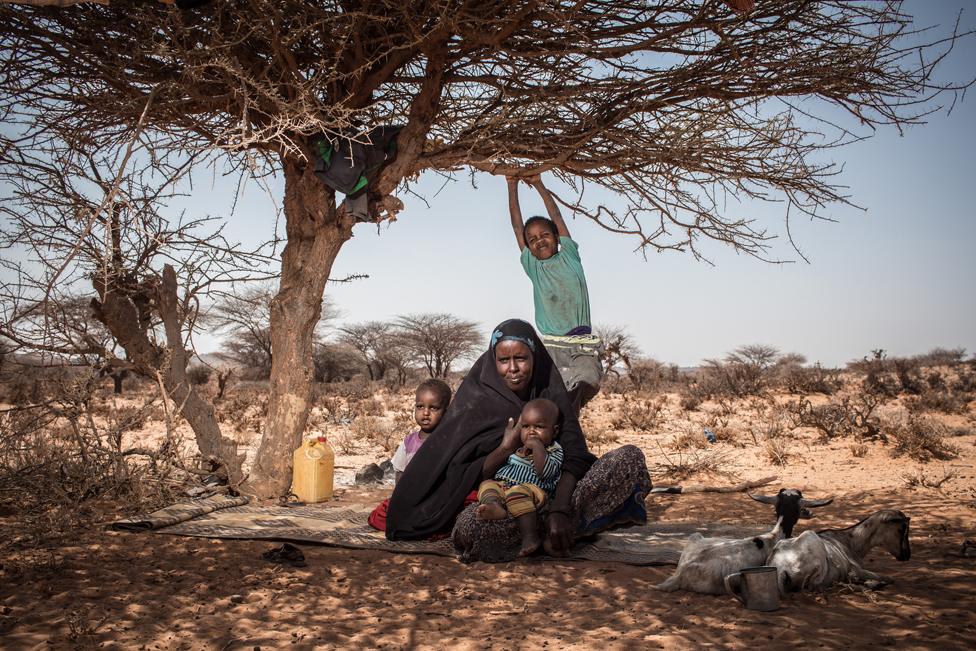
[{"x1": 768, "y1": 509, "x2": 911, "y2": 592}]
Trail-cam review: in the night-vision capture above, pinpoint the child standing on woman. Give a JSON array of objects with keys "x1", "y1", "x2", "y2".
[{"x1": 506, "y1": 174, "x2": 603, "y2": 414}]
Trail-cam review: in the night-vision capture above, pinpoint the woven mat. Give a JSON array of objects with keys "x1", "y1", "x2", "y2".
[{"x1": 111, "y1": 495, "x2": 763, "y2": 565}]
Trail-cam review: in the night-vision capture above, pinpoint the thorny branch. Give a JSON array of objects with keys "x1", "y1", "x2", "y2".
[{"x1": 0, "y1": 1, "x2": 970, "y2": 260}]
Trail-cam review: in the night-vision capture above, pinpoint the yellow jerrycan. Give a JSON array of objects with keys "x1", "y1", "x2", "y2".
[{"x1": 291, "y1": 436, "x2": 335, "y2": 503}]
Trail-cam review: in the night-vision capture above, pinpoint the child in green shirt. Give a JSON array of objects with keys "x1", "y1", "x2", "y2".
[{"x1": 506, "y1": 174, "x2": 603, "y2": 414}]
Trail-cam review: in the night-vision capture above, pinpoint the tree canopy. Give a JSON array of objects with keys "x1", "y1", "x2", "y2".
[{"x1": 2, "y1": 1, "x2": 968, "y2": 258}]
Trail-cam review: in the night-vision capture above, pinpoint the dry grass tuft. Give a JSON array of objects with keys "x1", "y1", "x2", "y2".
[
  {"x1": 651, "y1": 444, "x2": 734, "y2": 482},
  {"x1": 901, "y1": 466, "x2": 957, "y2": 489},
  {"x1": 849, "y1": 442, "x2": 869, "y2": 458}
]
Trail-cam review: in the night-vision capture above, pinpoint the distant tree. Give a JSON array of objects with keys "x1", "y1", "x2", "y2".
[
  {"x1": 727, "y1": 344, "x2": 781, "y2": 371},
  {"x1": 594, "y1": 324, "x2": 642, "y2": 377},
  {"x1": 211, "y1": 286, "x2": 338, "y2": 380},
  {"x1": 395, "y1": 314, "x2": 480, "y2": 379},
  {"x1": 312, "y1": 341, "x2": 362, "y2": 383},
  {"x1": 338, "y1": 321, "x2": 392, "y2": 381}
]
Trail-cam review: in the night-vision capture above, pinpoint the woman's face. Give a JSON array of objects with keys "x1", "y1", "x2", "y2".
[{"x1": 494, "y1": 339, "x2": 534, "y2": 396}]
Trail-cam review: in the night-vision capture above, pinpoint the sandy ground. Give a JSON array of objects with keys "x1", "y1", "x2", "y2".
[{"x1": 2, "y1": 390, "x2": 975, "y2": 649}]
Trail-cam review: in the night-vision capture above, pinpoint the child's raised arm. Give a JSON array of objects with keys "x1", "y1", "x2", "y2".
[
  {"x1": 506, "y1": 177, "x2": 527, "y2": 251},
  {"x1": 530, "y1": 175, "x2": 571, "y2": 239}
]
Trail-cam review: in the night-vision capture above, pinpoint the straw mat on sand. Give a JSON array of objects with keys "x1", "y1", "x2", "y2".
[{"x1": 112, "y1": 495, "x2": 764, "y2": 565}]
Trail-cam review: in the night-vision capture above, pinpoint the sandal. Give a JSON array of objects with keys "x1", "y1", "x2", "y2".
[{"x1": 261, "y1": 543, "x2": 307, "y2": 568}]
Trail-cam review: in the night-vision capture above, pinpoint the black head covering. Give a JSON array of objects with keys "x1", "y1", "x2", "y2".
[{"x1": 386, "y1": 319, "x2": 596, "y2": 540}]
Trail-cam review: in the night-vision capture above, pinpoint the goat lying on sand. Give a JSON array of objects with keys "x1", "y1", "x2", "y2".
[
  {"x1": 652, "y1": 487, "x2": 832, "y2": 595},
  {"x1": 768, "y1": 509, "x2": 911, "y2": 592},
  {"x1": 654, "y1": 517, "x2": 784, "y2": 594}
]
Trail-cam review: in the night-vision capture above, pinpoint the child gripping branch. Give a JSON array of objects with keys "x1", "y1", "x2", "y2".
[{"x1": 505, "y1": 174, "x2": 604, "y2": 415}]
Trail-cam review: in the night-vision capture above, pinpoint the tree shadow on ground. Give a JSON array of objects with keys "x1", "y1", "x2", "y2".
[{"x1": 1, "y1": 488, "x2": 973, "y2": 649}]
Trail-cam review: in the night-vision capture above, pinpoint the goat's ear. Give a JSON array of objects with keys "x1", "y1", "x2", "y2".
[
  {"x1": 748, "y1": 493, "x2": 777, "y2": 505},
  {"x1": 799, "y1": 497, "x2": 834, "y2": 508}
]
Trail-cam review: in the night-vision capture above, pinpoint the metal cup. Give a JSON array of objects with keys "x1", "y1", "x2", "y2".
[{"x1": 725, "y1": 566, "x2": 780, "y2": 611}]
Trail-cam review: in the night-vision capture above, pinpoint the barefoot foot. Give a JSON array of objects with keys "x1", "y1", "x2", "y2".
[
  {"x1": 519, "y1": 533, "x2": 542, "y2": 557},
  {"x1": 475, "y1": 502, "x2": 507, "y2": 521}
]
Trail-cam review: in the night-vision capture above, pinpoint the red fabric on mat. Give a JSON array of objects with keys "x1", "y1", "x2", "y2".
[{"x1": 368, "y1": 490, "x2": 478, "y2": 533}]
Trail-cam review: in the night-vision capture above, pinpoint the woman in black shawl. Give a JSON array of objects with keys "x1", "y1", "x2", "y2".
[{"x1": 386, "y1": 319, "x2": 651, "y2": 562}]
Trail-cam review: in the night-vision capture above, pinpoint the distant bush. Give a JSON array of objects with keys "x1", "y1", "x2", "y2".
[
  {"x1": 609, "y1": 395, "x2": 666, "y2": 432},
  {"x1": 786, "y1": 391, "x2": 886, "y2": 443},
  {"x1": 886, "y1": 414, "x2": 959, "y2": 462}
]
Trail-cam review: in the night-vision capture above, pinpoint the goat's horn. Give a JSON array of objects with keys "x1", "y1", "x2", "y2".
[
  {"x1": 748, "y1": 493, "x2": 777, "y2": 504},
  {"x1": 799, "y1": 497, "x2": 834, "y2": 508}
]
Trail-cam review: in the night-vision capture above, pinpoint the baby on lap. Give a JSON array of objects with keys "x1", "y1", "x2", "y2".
[{"x1": 476, "y1": 398, "x2": 564, "y2": 556}]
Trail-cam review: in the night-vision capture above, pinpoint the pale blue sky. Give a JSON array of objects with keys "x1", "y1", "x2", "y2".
[{"x1": 4, "y1": 3, "x2": 974, "y2": 368}]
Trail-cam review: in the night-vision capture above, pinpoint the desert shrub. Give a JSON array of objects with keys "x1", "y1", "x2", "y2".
[
  {"x1": 349, "y1": 415, "x2": 399, "y2": 454},
  {"x1": 786, "y1": 391, "x2": 887, "y2": 443},
  {"x1": 316, "y1": 394, "x2": 351, "y2": 425},
  {"x1": 762, "y1": 433, "x2": 791, "y2": 466},
  {"x1": 901, "y1": 466, "x2": 956, "y2": 489},
  {"x1": 777, "y1": 362, "x2": 842, "y2": 395},
  {"x1": 351, "y1": 395, "x2": 386, "y2": 417},
  {"x1": 904, "y1": 389, "x2": 969, "y2": 415},
  {"x1": 627, "y1": 358, "x2": 667, "y2": 393},
  {"x1": 585, "y1": 427, "x2": 621, "y2": 448},
  {"x1": 849, "y1": 349, "x2": 899, "y2": 397},
  {"x1": 186, "y1": 365, "x2": 212, "y2": 386},
  {"x1": 951, "y1": 365, "x2": 976, "y2": 393},
  {"x1": 678, "y1": 385, "x2": 705, "y2": 412},
  {"x1": 891, "y1": 357, "x2": 924, "y2": 395},
  {"x1": 3, "y1": 366, "x2": 51, "y2": 405},
  {"x1": 0, "y1": 388, "x2": 183, "y2": 550},
  {"x1": 215, "y1": 389, "x2": 267, "y2": 431},
  {"x1": 887, "y1": 414, "x2": 960, "y2": 462},
  {"x1": 651, "y1": 448, "x2": 733, "y2": 482},
  {"x1": 669, "y1": 426, "x2": 708, "y2": 451},
  {"x1": 849, "y1": 442, "x2": 868, "y2": 458},
  {"x1": 914, "y1": 347, "x2": 967, "y2": 367},
  {"x1": 609, "y1": 395, "x2": 665, "y2": 432}
]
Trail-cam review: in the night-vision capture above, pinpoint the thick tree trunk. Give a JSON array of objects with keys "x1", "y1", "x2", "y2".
[
  {"x1": 112, "y1": 372, "x2": 124, "y2": 395},
  {"x1": 245, "y1": 159, "x2": 353, "y2": 498}
]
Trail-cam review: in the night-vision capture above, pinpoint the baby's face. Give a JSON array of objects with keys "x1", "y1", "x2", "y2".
[
  {"x1": 519, "y1": 404, "x2": 557, "y2": 446},
  {"x1": 414, "y1": 389, "x2": 446, "y2": 433}
]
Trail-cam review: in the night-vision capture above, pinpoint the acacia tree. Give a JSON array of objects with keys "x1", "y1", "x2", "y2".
[
  {"x1": 0, "y1": 1, "x2": 968, "y2": 496},
  {"x1": 338, "y1": 321, "x2": 392, "y2": 381},
  {"x1": 395, "y1": 313, "x2": 480, "y2": 379}
]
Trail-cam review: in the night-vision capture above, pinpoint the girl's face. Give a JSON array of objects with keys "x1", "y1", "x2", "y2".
[
  {"x1": 524, "y1": 221, "x2": 558, "y2": 260},
  {"x1": 494, "y1": 340, "x2": 534, "y2": 397},
  {"x1": 414, "y1": 388, "x2": 447, "y2": 433}
]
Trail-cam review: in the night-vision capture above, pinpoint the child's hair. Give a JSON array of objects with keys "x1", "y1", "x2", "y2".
[
  {"x1": 522, "y1": 215, "x2": 558, "y2": 242},
  {"x1": 522, "y1": 397, "x2": 560, "y2": 424},
  {"x1": 416, "y1": 378, "x2": 452, "y2": 406}
]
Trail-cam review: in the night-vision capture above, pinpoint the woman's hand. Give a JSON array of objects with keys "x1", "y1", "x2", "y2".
[
  {"x1": 545, "y1": 511, "x2": 574, "y2": 556},
  {"x1": 501, "y1": 417, "x2": 522, "y2": 454}
]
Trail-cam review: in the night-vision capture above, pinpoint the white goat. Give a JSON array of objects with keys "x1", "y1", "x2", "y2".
[
  {"x1": 653, "y1": 517, "x2": 784, "y2": 595},
  {"x1": 768, "y1": 509, "x2": 911, "y2": 592}
]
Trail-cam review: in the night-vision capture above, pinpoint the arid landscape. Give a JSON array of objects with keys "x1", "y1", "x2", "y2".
[{"x1": 2, "y1": 349, "x2": 974, "y2": 649}]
